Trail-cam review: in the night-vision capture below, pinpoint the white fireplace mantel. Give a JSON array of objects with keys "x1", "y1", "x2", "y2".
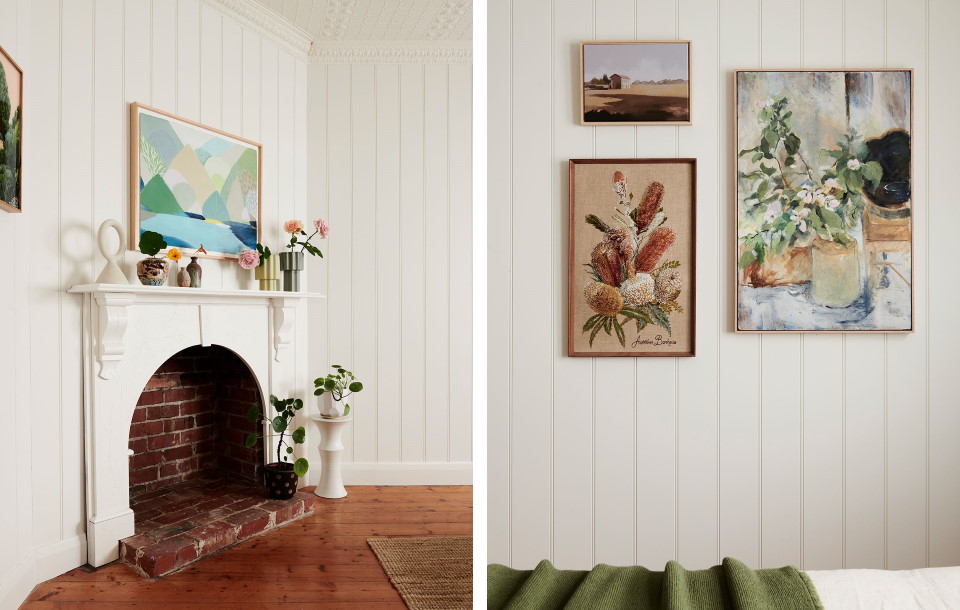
[{"x1": 68, "y1": 283, "x2": 324, "y2": 567}]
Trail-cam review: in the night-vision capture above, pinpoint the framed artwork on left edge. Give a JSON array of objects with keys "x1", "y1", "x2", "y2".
[
  {"x1": 130, "y1": 103, "x2": 262, "y2": 259},
  {"x1": 568, "y1": 158, "x2": 696, "y2": 357},
  {"x1": 0, "y1": 44, "x2": 23, "y2": 213}
]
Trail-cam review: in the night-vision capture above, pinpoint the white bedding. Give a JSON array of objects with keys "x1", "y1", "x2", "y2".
[{"x1": 807, "y1": 566, "x2": 960, "y2": 609}]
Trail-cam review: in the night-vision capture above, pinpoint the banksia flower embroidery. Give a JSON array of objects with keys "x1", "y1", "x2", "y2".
[
  {"x1": 581, "y1": 171, "x2": 684, "y2": 347},
  {"x1": 634, "y1": 227, "x2": 677, "y2": 273}
]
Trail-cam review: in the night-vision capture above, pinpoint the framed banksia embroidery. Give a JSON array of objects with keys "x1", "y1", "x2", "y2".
[{"x1": 568, "y1": 159, "x2": 696, "y2": 357}]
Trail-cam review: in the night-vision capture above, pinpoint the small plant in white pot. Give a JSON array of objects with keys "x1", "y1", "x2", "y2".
[{"x1": 313, "y1": 365, "x2": 363, "y2": 418}]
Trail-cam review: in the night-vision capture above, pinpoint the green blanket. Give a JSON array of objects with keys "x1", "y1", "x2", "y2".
[{"x1": 488, "y1": 558, "x2": 824, "y2": 610}]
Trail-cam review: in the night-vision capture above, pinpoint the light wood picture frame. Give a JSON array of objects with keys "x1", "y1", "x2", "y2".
[
  {"x1": 734, "y1": 69, "x2": 914, "y2": 333},
  {"x1": 0, "y1": 43, "x2": 23, "y2": 214},
  {"x1": 130, "y1": 103, "x2": 262, "y2": 260},
  {"x1": 580, "y1": 41, "x2": 692, "y2": 126},
  {"x1": 569, "y1": 158, "x2": 697, "y2": 357}
]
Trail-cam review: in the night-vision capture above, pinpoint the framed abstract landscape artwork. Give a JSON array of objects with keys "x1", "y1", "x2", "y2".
[
  {"x1": 735, "y1": 70, "x2": 913, "y2": 332},
  {"x1": 568, "y1": 159, "x2": 696, "y2": 357},
  {"x1": 0, "y1": 44, "x2": 23, "y2": 213},
  {"x1": 580, "y1": 41, "x2": 691, "y2": 126},
  {"x1": 130, "y1": 103, "x2": 261, "y2": 259}
]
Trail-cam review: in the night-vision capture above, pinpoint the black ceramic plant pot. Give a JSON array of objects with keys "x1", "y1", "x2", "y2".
[
  {"x1": 263, "y1": 462, "x2": 299, "y2": 499},
  {"x1": 278, "y1": 251, "x2": 304, "y2": 292}
]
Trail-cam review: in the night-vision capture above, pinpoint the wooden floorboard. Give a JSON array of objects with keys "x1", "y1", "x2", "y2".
[{"x1": 22, "y1": 485, "x2": 472, "y2": 608}]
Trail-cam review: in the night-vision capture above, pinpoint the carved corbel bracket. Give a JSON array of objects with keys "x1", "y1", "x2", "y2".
[
  {"x1": 270, "y1": 297, "x2": 297, "y2": 362},
  {"x1": 94, "y1": 292, "x2": 136, "y2": 380}
]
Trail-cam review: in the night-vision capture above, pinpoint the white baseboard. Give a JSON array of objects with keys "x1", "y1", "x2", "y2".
[
  {"x1": 0, "y1": 535, "x2": 86, "y2": 610},
  {"x1": 0, "y1": 557, "x2": 35, "y2": 610},
  {"x1": 341, "y1": 462, "x2": 472, "y2": 485}
]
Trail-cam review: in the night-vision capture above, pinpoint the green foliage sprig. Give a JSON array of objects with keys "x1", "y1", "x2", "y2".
[
  {"x1": 256, "y1": 243, "x2": 272, "y2": 266},
  {"x1": 737, "y1": 96, "x2": 883, "y2": 269},
  {"x1": 139, "y1": 231, "x2": 168, "y2": 257},
  {"x1": 313, "y1": 365, "x2": 364, "y2": 416},
  {"x1": 245, "y1": 395, "x2": 308, "y2": 477}
]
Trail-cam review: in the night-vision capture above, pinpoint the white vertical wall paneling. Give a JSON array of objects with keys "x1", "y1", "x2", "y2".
[
  {"x1": 151, "y1": 0, "x2": 176, "y2": 113},
  {"x1": 447, "y1": 62, "x2": 473, "y2": 463},
  {"x1": 176, "y1": 0, "x2": 201, "y2": 119},
  {"x1": 632, "y1": 0, "x2": 682, "y2": 571},
  {"x1": 509, "y1": 0, "x2": 554, "y2": 568},
  {"x1": 424, "y1": 63, "x2": 452, "y2": 462},
  {"x1": 487, "y1": 0, "x2": 513, "y2": 566},
  {"x1": 717, "y1": 0, "x2": 761, "y2": 569},
  {"x1": 221, "y1": 17, "x2": 242, "y2": 135},
  {"x1": 199, "y1": 3, "x2": 225, "y2": 289},
  {"x1": 786, "y1": 0, "x2": 846, "y2": 570},
  {"x1": 15, "y1": 0, "x2": 36, "y2": 585},
  {"x1": 803, "y1": 0, "x2": 887, "y2": 570},
  {"x1": 881, "y1": 0, "x2": 929, "y2": 571},
  {"x1": 325, "y1": 63, "x2": 354, "y2": 460},
  {"x1": 56, "y1": 0, "x2": 94, "y2": 552},
  {"x1": 675, "y1": 0, "x2": 720, "y2": 570},
  {"x1": 306, "y1": 61, "x2": 329, "y2": 480},
  {"x1": 490, "y1": 0, "x2": 955, "y2": 571},
  {"x1": 399, "y1": 63, "x2": 426, "y2": 463},
  {"x1": 350, "y1": 62, "x2": 378, "y2": 463},
  {"x1": 592, "y1": 0, "x2": 639, "y2": 569},
  {"x1": 293, "y1": 57, "x2": 309, "y2": 460},
  {"x1": 755, "y1": 0, "x2": 805, "y2": 570},
  {"x1": 374, "y1": 63, "x2": 402, "y2": 463},
  {"x1": 927, "y1": 0, "x2": 960, "y2": 569},
  {"x1": 0, "y1": 0, "x2": 21, "y2": 583},
  {"x1": 277, "y1": 49, "x2": 296, "y2": 293},
  {"x1": 550, "y1": 0, "x2": 596, "y2": 571}
]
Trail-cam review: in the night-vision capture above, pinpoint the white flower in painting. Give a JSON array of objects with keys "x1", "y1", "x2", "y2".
[
  {"x1": 790, "y1": 207, "x2": 811, "y2": 232},
  {"x1": 824, "y1": 178, "x2": 840, "y2": 190},
  {"x1": 797, "y1": 187, "x2": 814, "y2": 204},
  {"x1": 825, "y1": 196, "x2": 840, "y2": 209},
  {"x1": 613, "y1": 180, "x2": 628, "y2": 201},
  {"x1": 847, "y1": 159, "x2": 861, "y2": 170},
  {"x1": 763, "y1": 201, "x2": 783, "y2": 223}
]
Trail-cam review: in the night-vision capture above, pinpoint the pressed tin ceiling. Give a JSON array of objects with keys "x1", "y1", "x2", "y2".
[{"x1": 251, "y1": 0, "x2": 472, "y2": 42}]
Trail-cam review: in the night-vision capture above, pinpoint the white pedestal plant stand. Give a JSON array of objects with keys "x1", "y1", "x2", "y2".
[{"x1": 310, "y1": 414, "x2": 352, "y2": 498}]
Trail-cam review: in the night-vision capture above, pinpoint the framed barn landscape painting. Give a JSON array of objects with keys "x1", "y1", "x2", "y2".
[
  {"x1": 568, "y1": 159, "x2": 696, "y2": 357},
  {"x1": 580, "y1": 41, "x2": 691, "y2": 126},
  {"x1": 0, "y1": 43, "x2": 23, "y2": 213},
  {"x1": 735, "y1": 70, "x2": 913, "y2": 332},
  {"x1": 130, "y1": 103, "x2": 261, "y2": 259}
]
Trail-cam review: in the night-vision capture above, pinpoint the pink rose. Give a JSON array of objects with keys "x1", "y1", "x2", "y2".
[
  {"x1": 314, "y1": 218, "x2": 330, "y2": 238},
  {"x1": 284, "y1": 219, "x2": 304, "y2": 234},
  {"x1": 238, "y1": 248, "x2": 260, "y2": 270}
]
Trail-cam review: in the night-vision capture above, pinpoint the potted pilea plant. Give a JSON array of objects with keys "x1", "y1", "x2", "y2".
[
  {"x1": 136, "y1": 230, "x2": 181, "y2": 286},
  {"x1": 279, "y1": 218, "x2": 329, "y2": 292},
  {"x1": 313, "y1": 365, "x2": 363, "y2": 418},
  {"x1": 245, "y1": 395, "x2": 308, "y2": 500}
]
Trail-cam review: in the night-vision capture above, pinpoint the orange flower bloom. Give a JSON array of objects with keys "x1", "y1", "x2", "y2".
[
  {"x1": 167, "y1": 248, "x2": 182, "y2": 262},
  {"x1": 284, "y1": 219, "x2": 304, "y2": 234}
]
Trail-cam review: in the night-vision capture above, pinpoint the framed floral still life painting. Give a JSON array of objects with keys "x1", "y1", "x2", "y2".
[
  {"x1": 130, "y1": 103, "x2": 261, "y2": 259},
  {"x1": 568, "y1": 159, "x2": 696, "y2": 357},
  {"x1": 735, "y1": 70, "x2": 913, "y2": 332},
  {"x1": 0, "y1": 44, "x2": 23, "y2": 213},
  {"x1": 580, "y1": 41, "x2": 691, "y2": 126}
]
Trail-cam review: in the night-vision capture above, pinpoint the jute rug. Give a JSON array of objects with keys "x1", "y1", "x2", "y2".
[{"x1": 368, "y1": 536, "x2": 472, "y2": 610}]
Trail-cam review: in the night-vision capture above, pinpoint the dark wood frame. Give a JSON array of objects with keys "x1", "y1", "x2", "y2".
[
  {"x1": 733, "y1": 69, "x2": 915, "y2": 334},
  {"x1": 580, "y1": 41, "x2": 693, "y2": 126},
  {"x1": 129, "y1": 102, "x2": 263, "y2": 260},
  {"x1": 0, "y1": 43, "x2": 23, "y2": 214},
  {"x1": 568, "y1": 158, "x2": 697, "y2": 357}
]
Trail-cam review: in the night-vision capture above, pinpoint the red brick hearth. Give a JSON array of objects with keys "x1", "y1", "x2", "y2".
[
  {"x1": 121, "y1": 346, "x2": 312, "y2": 578},
  {"x1": 122, "y1": 476, "x2": 317, "y2": 577}
]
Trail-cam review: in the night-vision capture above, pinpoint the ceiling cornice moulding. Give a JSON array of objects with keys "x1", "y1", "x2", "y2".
[
  {"x1": 309, "y1": 41, "x2": 472, "y2": 64},
  {"x1": 205, "y1": 0, "x2": 472, "y2": 65},
  {"x1": 202, "y1": 0, "x2": 314, "y2": 59}
]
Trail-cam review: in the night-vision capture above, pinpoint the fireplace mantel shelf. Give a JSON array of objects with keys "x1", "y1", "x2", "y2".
[
  {"x1": 68, "y1": 283, "x2": 326, "y2": 300},
  {"x1": 69, "y1": 283, "x2": 324, "y2": 382}
]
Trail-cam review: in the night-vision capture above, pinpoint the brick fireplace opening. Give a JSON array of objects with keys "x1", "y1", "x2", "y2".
[{"x1": 121, "y1": 345, "x2": 316, "y2": 578}]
